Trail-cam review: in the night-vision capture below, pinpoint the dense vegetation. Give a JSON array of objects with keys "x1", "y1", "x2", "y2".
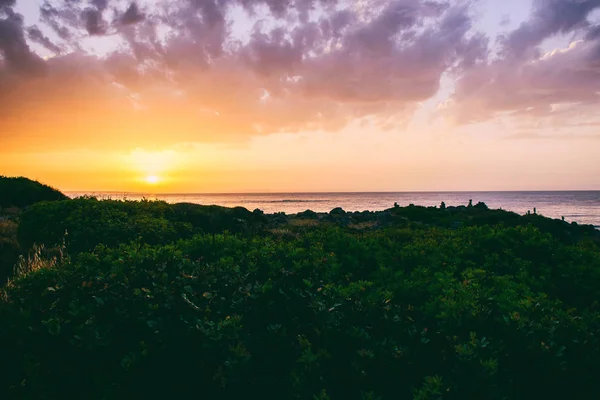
[
  {"x1": 0, "y1": 217, "x2": 19, "y2": 285},
  {"x1": 0, "y1": 176, "x2": 67, "y2": 209},
  {"x1": 0, "y1": 176, "x2": 67, "y2": 284},
  {"x1": 1, "y1": 192, "x2": 600, "y2": 399}
]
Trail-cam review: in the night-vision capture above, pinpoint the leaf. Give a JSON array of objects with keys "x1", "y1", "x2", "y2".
[
  {"x1": 93, "y1": 296, "x2": 105, "y2": 306},
  {"x1": 44, "y1": 318, "x2": 61, "y2": 336}
]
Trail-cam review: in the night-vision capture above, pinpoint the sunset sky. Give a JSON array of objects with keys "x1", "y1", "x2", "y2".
[{"x1": 1, "y1": 0, "x2": 599, "y2": 193}]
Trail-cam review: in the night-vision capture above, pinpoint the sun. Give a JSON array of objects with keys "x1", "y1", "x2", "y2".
[{"x1": 145, "y1": 175, "x2": 160, "y2": 185}]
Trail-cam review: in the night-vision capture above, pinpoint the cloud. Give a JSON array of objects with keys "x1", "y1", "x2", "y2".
[
  {"x1": 0, "y1": 7, "x2": 46, "y2": 75},
  {"x1": 449, "y1": 0, "x2": 600, "y2": 125},
  {"x1": 91, "y1": 0, "x2": 109, "y2": 11},
  {"x1": 39, "y1": 1, "x2": 78, "y2": 41},
  {"x1": 0, "y1": 0, "x2": 16, "y2": 10},
  {"x1": 27, "y1": 25, "x2": 63, "y2": 53},
  {"x1": 293, "y1": 4, "x2": 482, "y2": 106},
  {"x1": 502, "y1": 0, "x2": 600, "y2": 58},
  {"x1": 120, "y1": 2, "x2": 144, "y2": 26},
  {"x1": 82, "y1": 7, "x2": 107, "y2": 35},
  {"x1": 0, "y1": 0, "x2": 489, "y2": 151}
]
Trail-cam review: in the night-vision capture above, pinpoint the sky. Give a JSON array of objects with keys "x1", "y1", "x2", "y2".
[{"x1": 0, "y1": 0, "x2": 599, "y2": 193}]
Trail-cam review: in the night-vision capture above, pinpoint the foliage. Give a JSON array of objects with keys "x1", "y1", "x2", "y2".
[
  {"x1": 1, "y1": 204, "x2": 600, "y2": 399},
  {"x1": 0, "y1": 220, "x2": 19, "y2": 284},
  {"x1": 17, "y1": 198, "x2": 268, "y2": 254},
  {"x1": 0, "y1": 176, "x2": 67, "y2": 209}
]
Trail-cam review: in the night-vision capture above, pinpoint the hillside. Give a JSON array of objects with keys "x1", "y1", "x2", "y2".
[
  {"x1": 0, "y1": 177, "x2": 67, "y2": 284},
  {"x1": 0, "y1": 176, "x2": 67, "y2": 209}
]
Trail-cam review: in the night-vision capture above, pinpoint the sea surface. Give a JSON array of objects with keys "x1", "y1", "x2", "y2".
[{"x1": 65, "y1": 191, "x2": 600, "y2": 228}]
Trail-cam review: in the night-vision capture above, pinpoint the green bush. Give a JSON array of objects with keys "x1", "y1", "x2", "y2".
[
  {"x1": 3, "y1": 191, "x2": 600, "y2": 399},
  {"x1": 0, "y1": 176, "x2": 67, "y2": 208},
  {"x1": 0, "y1": 220, "x2": 19, "y2": 284},
  {"x1": 2, "y1": 221, "x2": 600, "y2": 399},
  {"x1": 17, "y1": 198, "x2": 267, "y2": 254}
]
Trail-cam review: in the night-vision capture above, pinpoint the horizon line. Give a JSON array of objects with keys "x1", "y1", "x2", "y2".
[{"x1": 62, "y1": 189, "x2": 600, "y2": 196}]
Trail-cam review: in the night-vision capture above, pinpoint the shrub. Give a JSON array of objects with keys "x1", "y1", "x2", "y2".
[
  {"x1": 2, "y1": 191, "x2": 600, "y2": 399},
  {"x1": 0, "y1": 220, "x2": 19, "y2": 284},
  {"x1": 0, "y1": 176, "x2": 67, "y2": 208},
  {"x1": 297, "y1": 209, "x2": 319, "y2": 219},
  {"x1": 1, "y1": 223, "x2": 599, "y2": 399},
  {"x1": 17, "y1": 198, "x2": 266, "y2": 254}
]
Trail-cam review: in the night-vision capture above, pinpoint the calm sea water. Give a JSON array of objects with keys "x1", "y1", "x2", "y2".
[{"x1": 65, "y1": 191, "x2": 600, "y2": 228}]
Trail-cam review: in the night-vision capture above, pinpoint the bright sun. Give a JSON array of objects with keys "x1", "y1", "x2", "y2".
[{"x1": 145, "y1": 175, "x2": 160, "y2": 185}]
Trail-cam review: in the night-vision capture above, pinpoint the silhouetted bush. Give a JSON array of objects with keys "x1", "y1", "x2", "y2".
[
  {"x1": 474, "y1": 201, "x2": 489, "y2": 210},
  {"x1": 0, "y1": 220, "x2": 19, "y2": 284},
  {"x1": 0, "y1": 176, "x2": 67, "y2": 208},
  {"x1": 297, "y1": 209, "x2": 319, "y2": 219},
  {"x1": 330, "y1": 207, "x2": 346, "y2": 215}
]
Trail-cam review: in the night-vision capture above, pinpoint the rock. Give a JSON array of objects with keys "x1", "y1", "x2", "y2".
[
  {"x1": 330, "y1": 207, "x2": 346, "y2": 215},
  {"x1": 297, "y1": 210, "x2": 318, "y2": 219}
]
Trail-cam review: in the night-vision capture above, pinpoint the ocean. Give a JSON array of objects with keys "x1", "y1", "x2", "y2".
[{"x1": 65, "y1": 191, "x2": 600, "y2": 228}]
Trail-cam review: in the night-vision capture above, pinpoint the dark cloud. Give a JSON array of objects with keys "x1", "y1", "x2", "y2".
[
  {"x1": 82, "y1": 7, "x2": 106, "y2": 35},
  {"x1": 502, "y1": 0, "x2": 600, "y2": 58},
  {"x1": 121, "y1": 2, "x2": 144, "y2": 25},
  {"x1": 242, "y1": 27, "x2": 304, "y2": 76},
  {"x1": 121, "y1": 2, "x2": 144, "y2": 26},
  {"x1": 264, "y1": 0, "x2": 294, "y2": 18},
  {"x1": 0, "y1": 9, "x2": 45, "y2": 75},
  {"x1": 197, "y1": 0, "x2": 227, "y2": 28},
  {"x1": 586, "y1": 24, "x2": 600, "y2": 39},
  {"x1": 27, "y1": 25, "x2": 62, "y2": 53},
  {"x1": 455, "y1": 32, "x2": 489, "y2": 70},
  {"x1": 91, "y1": 0, "x2": 109, "y2": 11},
  {"x1": 0, "y1": 0, "x2": 16, "y2": 10},
  {"x1": 40, "y1": 2, "x2": 76, "y2": 40}
]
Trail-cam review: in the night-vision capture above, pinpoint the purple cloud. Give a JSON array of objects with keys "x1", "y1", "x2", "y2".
[
  {"x1": 0, "y1": 8, "x2": 45, "y2": 75},
  {"x1": 82, "y1": 7, "x2": 106, "y2": 35},
  {"x1": 450, "y1": 0, "x2": 600, "y2": 125},
  {"x1": 120, "y1": 2, "x2": 144, "y2": 26},
  {"x1": 502, "y1": 0, "x2": 600, "y2": 58},
  {"x1": 0, "y1": 0, "x2": 16, "y2": 10},
  {"x1": 27, "y1": 25, "x2": 63, "y2": 53},
  {"x1": 0, "y1": 0, "x2": 494, "y2": 149},
  {"x1": 91, "y1": 0, "x2": 109, "y2": 11}
]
